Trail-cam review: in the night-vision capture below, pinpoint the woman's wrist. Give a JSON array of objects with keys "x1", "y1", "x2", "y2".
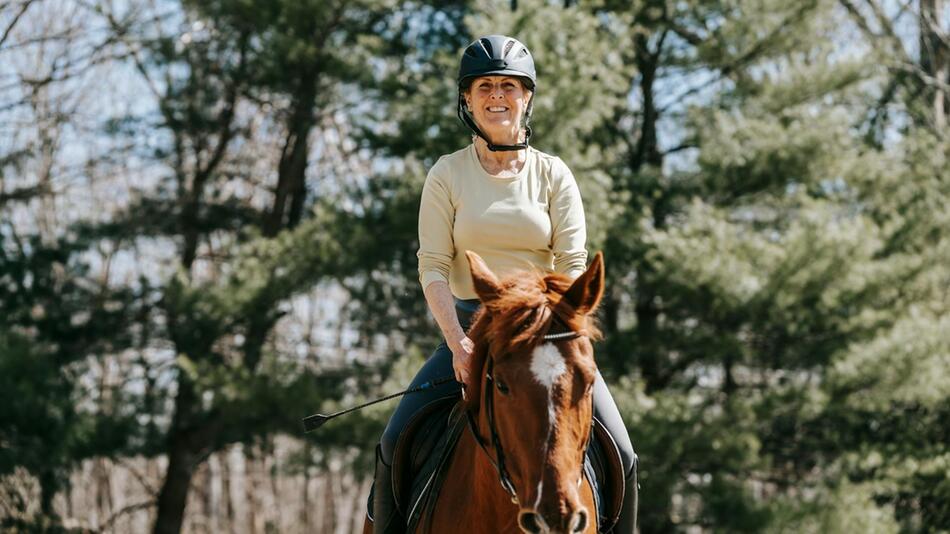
[{"x1": 445, "y1": 326, "x2": 466, "y2": 346}]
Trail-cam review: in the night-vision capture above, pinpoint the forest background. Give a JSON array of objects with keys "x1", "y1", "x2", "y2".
[{"x1": 1, "y1": 0, "x2": 948, "y2": 532}]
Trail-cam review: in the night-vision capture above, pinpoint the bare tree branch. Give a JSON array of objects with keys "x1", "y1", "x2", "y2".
[
  {"x1": 839, "y1": 0, "x2": 913, "y2": 64},
  {"x1": 662, "y1": 142, "x2": 697, "y2": 156},
  {"x1": 100, "y1": 500, "x2": 157, "y2": 531},
  {"x1": 666, "y1": 20, "x2": 703, "y2": 48},
  {"x1": 0, "y1": 183, "x2": 50, "y2": 205},
  {"x1": 0, "y1": 0, "x2": 35, "y2": 49},
  {"x1": 194, "y1": 31, "x2": 248, "y2": 185},
  {"x1": 83, "y1": 0, "x2": 163, "y2": 103}
]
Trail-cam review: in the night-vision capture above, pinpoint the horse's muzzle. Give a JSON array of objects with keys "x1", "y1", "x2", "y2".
[{"x1": 518, "y1": 508, "x2": 589, "y2": 534}]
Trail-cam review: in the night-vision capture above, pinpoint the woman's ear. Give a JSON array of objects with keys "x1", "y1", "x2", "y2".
[{"x1": 463, "y1": 88, "x2": 472, "y2": 111}]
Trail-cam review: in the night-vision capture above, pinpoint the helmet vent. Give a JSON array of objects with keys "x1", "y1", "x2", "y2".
[
  {"x1": 503, "y1": 40, "x2": 515, "y2": 58},
  {"x1": 517, "y1": 48, "x2": 529, "y2": 58},
  {"x1": 479, "y1": 38, "x2": 494, "y2": 57}
]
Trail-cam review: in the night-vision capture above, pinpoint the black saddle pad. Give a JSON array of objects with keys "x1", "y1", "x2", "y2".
[{"x1": 391, "y1": 396, "x2": 466, "y2": 532}]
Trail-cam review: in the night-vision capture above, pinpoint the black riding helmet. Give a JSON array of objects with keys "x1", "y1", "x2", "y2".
[{"x1": 457, "y1": 35, "x2": 536, "y2": 152}]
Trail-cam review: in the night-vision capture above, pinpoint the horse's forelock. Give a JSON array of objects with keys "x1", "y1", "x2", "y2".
[
  {"x1": 463, "y1": 270, "x2": 603, "y2": 413},
  {"x1": 487, "y1": 272, "x2": 601, "y2": 354}
]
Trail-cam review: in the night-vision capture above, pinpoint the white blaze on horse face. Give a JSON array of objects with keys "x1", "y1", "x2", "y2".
[
  {"x1": 530, "y1": 343, "x2": 568, "y2": 434},
  {"x1": 531, "y1": 343, "x2": 568, "y2": 391},
  {"x1": 530, "y1": 342, "x2": 567, "y2": 510}
]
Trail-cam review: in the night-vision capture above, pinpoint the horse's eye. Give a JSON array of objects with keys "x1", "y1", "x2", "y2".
[{"x1": 496, "y1": 380, "x2": 511, "y2": 395}]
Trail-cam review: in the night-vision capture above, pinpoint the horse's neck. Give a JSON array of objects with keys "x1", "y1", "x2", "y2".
[
  {"x1": 467, "y1": 418, "x2": 514, "y2": 506},
  {"x1": 424, "y1": 412, "x2": 519, "y2": 532}
]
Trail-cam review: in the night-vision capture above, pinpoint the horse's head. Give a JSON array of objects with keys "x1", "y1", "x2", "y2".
[{"x1": 465, "y1": 251, "x2": 605, "y2": 534}]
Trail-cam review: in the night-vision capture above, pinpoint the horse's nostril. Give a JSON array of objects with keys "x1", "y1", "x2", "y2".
[
  {"x1": 571, "y1": 509, "x2": 589, "y2": 532},
  {"x1": 518, "y1": 511, "x2": 543, "y2": 533}
]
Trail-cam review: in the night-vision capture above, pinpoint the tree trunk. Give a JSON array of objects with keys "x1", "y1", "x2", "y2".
[
  {"x1": 39, "y1": 468, "x2": 58, "y2": 520},
  {"x1": 634, "y1": 275, "x2": 662, "y2": 392},
  {"x1": 152, "y1": 376, "x2": 221, "y2": 534},
  {"x1": 919, "y1": 0, "x2": 948, "y2": 129},
  {"x1": 631, "y1": 31, "x2": 666, "y2": 393},
  {"x1": 265, "y1": 72, "x2": 319, "y2": 237},
  {"x1": 153, "y1": 434, "x2": 197, "y2": 534},
  {"x1": 632, "y1": 33, "x2": 664, "y2": 169},
  {"x1": 208, "y1": 452, "x2": 222, "y2": 533}
]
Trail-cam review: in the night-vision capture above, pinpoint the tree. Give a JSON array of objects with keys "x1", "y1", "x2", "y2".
[{"x1": 84, "y1": 0, "x2": 423, "y2": 531}]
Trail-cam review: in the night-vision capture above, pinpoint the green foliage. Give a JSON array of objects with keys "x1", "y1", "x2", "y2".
[
  {"x1": 833, "y1": 312, "x2": 950, "y2": 409},
  {"x1": 767, "y1": 481, "x2": 900, "y2": 534},
  {"x1": 0, "y1": 232, "x2": 143, "y2": 524},
  {"x1": 0, "y1": 333, "x2": 73, "y2": 495}
]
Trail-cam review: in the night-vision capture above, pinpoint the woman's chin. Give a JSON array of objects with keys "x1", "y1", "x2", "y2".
[{"x1": 477, "y1": 115, "x2": 514, "y2": 127}]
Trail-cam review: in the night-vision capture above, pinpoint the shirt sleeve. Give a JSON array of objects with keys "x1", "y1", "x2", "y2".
[
  {"x1": 550, "y1": 158, "x2": 587, "y2": 278},
  {"x1": 417, "y1": 160, "x2": 455, "y2": 289}
]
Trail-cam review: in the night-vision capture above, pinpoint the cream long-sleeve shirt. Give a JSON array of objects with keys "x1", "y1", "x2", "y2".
[{"x1": 417, "y1": 144, "x2": 588, "y2": 299}]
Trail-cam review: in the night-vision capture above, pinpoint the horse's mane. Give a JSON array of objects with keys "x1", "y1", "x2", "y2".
[{"x1": 463, "y1": 270, "x2": 602, "y2": 412}]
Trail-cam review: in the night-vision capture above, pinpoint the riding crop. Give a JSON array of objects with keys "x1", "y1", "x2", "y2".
[{"x1": 302, "y1": 375, "x2": 456, "y2": 432}]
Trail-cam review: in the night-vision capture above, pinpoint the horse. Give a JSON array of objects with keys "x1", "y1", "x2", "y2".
[{"x1": 367, "y1": 250, "x2": 607, "y2": 534}]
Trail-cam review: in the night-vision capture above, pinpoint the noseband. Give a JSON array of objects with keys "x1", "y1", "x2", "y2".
[{"x1": 466, "y1": 305, "x2": 592, "y2": 504}]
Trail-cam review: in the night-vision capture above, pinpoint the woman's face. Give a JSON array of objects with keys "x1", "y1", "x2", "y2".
[{"x1": 464, "y1": 76, "x2": 533, "y2": 142}]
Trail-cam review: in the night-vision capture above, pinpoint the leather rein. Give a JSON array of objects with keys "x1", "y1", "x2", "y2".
[{"x1": 465, "y1": 304, "x2": 592, "y2": 505}]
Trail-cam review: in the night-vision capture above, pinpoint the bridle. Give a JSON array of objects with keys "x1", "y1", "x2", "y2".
[{"x1": 465, "y1": 303, "x2": 593, "y2": 504}]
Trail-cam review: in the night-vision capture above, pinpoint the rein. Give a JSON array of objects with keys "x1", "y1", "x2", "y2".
[{"x1": 465, "y1": 305, "x2": 590, "y2": 504}]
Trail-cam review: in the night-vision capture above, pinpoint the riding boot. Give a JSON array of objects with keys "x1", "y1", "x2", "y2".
[
  {"x1": 370, "y1": 444, "x2": 404, "y2": 534},
  {"x1": 613, "y1": 457, "x2": 639, "y2": 533}
]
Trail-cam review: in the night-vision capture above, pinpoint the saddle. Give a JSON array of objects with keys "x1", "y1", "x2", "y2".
[
  {"x1": 390, "y1": 397, "x2": 627, "y2": 532},
  {"x1": 391, "y1": 396, "x2": 466, "y2": 532}
]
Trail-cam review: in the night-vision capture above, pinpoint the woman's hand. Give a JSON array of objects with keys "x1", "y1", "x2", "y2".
[{"x1": 449, "y1": 335, "x2": 476, "y2": 395}]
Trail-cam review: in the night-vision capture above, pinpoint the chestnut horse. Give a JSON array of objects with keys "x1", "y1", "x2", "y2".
[{"x1": 368, "y1": 251, "x2": 606, "y2": 534}]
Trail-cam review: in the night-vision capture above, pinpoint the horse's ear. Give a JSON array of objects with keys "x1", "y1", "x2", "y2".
[
  {"x1": 562, "y1": 252, "x2": 605, "y2": 315},
  {"x1": 466, "y1": 251, "x2": 502, "y2": 305}
]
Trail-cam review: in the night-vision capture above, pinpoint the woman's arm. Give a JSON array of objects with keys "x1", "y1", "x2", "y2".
[
  {"x1": 423, "y1": 281, "x2": 464, "y2": 343},
  {"x1": 417, "y1": 160, "x2": 474, "y2": 391},
  {"x1": 550, "y1": 158, "x2": 588, "y2": 278},
  {"x1": 423, "y1": 281, "x2": 475, "y2": 393}
]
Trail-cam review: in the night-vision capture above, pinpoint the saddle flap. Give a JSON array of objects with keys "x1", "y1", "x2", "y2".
[
  {"x1": 391, "y1": 395, "x2": 460, "y2": 512},
  {"x1": 588, "y1": 416, "x2": 626, "y2": 532}
]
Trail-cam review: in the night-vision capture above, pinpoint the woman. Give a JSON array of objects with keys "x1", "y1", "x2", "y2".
[{"x1": 369, "y1": 35, "x2": 638, "y2": 533}]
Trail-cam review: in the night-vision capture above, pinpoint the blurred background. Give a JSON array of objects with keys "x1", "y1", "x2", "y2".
[{"x1": 0, "y1": 0, "x2": 947, "y2": 532}]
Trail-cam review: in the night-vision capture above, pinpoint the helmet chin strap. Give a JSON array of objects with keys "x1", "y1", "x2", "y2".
[
  {"x1": 458, "y1": 96, "x2": 533, "y2": 152},
  {"x1": 483, "y1": 128, "x2": 531, "y2": 152}
]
